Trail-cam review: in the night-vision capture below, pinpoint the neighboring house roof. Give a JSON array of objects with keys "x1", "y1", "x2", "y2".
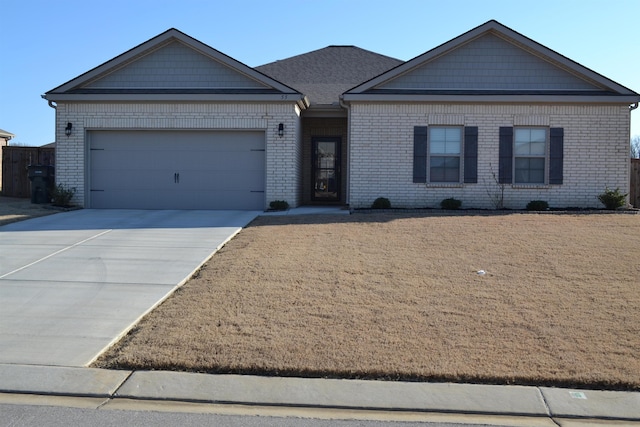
[
  {"x1": 0, "y1": 129, "x2": 15, "y2": 140},
  {"x1": 44, "y1": 28, "x2": 308, "y2": 108},
  {"x1": 256, "y1": 46, "x2": 402, "y2": 107},
  {"x1": 41, "y1": 142, "x2": 55, "y2": 148},
  {"x1": 344, "y1": 20, "x2": 640, "y2": 104}
]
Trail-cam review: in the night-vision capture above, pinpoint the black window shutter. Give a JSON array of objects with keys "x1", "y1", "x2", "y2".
[
  {"x1": 413, "y1": 126, "x2": 428, "y2": 183},
  {"x1": 463, "y1": 126, "x2": 478, "y2": 183},
  {"x1": 549, "y1": 127, "x2": 564, "y2": 185},
  {"x1": 498, "y1": 127, "x2": 513, "y2": 184}
]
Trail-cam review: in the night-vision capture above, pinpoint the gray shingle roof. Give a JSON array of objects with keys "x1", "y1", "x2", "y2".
[{"x1": 256, "y1": 46, "x2": 402, "y2": 107}]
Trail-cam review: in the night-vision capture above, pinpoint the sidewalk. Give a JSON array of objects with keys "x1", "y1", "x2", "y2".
[{"x1": 1, "y1": 364, "x2": 639, "y2": 425}]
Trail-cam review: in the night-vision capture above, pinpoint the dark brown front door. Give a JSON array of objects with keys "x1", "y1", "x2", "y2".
[{"x1": 312, "y1": 137, "x2": 341, "y2": 201}]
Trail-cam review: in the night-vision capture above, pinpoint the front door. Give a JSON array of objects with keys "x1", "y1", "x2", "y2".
[{"x1": 312, "y1": 137, "x2": 341, "y2": 202}]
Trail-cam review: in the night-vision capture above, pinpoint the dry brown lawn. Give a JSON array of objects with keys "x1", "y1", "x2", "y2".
[
  {"x1": 0, "y1": 196, "x2": 56, "y2": 226},
  {"x1": 94, "y1": 212, "x2": 640, "y2": 390}
]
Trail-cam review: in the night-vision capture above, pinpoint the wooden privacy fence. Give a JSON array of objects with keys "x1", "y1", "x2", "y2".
[
  {"x1": 1, "y1": 146, "x2": 55, "y2": 198},
  {"x1": 632, "y1": 158, "x2": 640, "y2": 208}
]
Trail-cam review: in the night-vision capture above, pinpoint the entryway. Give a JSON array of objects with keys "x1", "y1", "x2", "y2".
[{"x1": 312, "y1": 137, "x2": 341, "y2": 202}]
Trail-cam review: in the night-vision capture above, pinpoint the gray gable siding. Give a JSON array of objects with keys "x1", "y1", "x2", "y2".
[
  {"x1": 85, "y1": 41, "x2": 269, "y2": 90},
  {"x1": 378, "y1": 34, "x2": 601, "y2": 91}
]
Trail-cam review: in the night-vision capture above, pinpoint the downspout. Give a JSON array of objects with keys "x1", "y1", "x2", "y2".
[
  {"x1": 339, "y1": 96, "x2": 351, "y2": 207},
  {"x1": 42, "y1": 95, "x2": 58, "y2": 188}
]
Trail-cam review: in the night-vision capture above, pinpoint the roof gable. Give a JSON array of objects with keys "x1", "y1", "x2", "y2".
[
  {"x1": 84, "y1": 40, "x2": 269, "y2": 90},
  {"x1": 344, "y1": 20, "x2": 639, "y2": 103},
  {"x1": 45, "y1": 29, "x2": 305, "y2": 105},
  {"x1": 379, "y1": 33, "x2": 600, "y2": 91}
]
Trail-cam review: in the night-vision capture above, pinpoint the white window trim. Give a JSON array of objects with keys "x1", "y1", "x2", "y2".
[
  {"x1": 427, "y1": 125, "x2": 464, "y2": 184},
  {"x1": 513, "y1": 127, "x2": 549, "y2": 185}
]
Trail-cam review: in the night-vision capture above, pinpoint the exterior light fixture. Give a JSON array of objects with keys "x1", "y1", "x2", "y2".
[
  {"x1": 64, "y1": 122, "x2": 73, "y2": 137},
  {"x1": 278, "y1": 123, "x2": 284, "y2": 138}
]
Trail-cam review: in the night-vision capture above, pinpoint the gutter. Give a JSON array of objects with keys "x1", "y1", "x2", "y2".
[{"x1": 42, "y1": 94, "x2": 56, "y2": 109}]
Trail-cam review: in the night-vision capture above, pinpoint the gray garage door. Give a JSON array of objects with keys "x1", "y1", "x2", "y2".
[{"x1": 89, "y1": 130, "x2": 265, "y2": 209}]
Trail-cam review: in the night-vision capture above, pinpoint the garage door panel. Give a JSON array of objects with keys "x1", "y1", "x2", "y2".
[
  {"x1": 92, "y1": 170, "x2": 175, "y2": 191},
  {"x1": 90, "y1": 131, "x2": 265, "y2": 210},
  {"x1": 181, "y1": 151, "x2": 265, "y2": 170},
  {"x1": 183, "y1": 171, "x2": 264, "y2": 191}
]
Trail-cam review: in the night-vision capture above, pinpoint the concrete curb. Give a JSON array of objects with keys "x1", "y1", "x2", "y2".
[{"x1": 1, "y1": 364, "x2": 639, "y2": 421}]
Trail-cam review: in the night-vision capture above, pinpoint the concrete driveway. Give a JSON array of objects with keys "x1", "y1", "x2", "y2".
[{"x1": 0, "y1": 209, "x2": 259, "y2": 367}]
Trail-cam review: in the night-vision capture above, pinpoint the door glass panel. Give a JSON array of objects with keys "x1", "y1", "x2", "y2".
[{"x1": 313, "y1": 139, "x2": 340, "y2": 201}]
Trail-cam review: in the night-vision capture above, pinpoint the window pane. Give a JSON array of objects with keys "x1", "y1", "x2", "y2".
[
  {"x1": 430, "y1": 157, "x2": 445, "y2": 168},
  {"x1": 515, "y1": 157, "x2": 545, "y2": 183},
  {"x1": 530, "y1": 141, "x2": 545, "y2": 155},
  {"x1": 530, "y1": 129, "x2": 546, "y2": 143},
  {"x1": 430, "y1": 127, "x2": 461, "y2": 154},
  {"x1": 430, "y1": 141, "x2": 446, "y2": 154},
  {"x1": 430, "y1": 156, "x2": 459, "y2": 182},
  {"x1": 430, "y1": 128, "x2": 446, "y2": 142},
  {"x1": 530, "y1": 157, "x2": 545, "y2": 171},
  {"x1": 514, "y1": 129, "x2": 530, "y2": 144},
  {"x1": 445, "y1": 127, "x2": 461, "y2": 141},
  {"x1": 515, "y1": 140, "x2": 530, "y2": 155},
  {"x1": 515, "y1": 128, "x2": 546, "y2": 156},
  {"x1": 444, "y1": 157, "x2": 460, "y2": 168},
  {"x1": 445, "y1": 140, "x2": 460, "y2": 154},
  {"x1": 430, "y1": 168, "x2": 445, "y2": 182}
]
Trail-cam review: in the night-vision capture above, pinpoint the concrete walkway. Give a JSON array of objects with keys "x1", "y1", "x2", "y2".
[
  {"x1": 0, "y1": 364, "x2": 638, "y2": 425},
  {"x1": 0, "y1": 209, "x2": 259, "y2": 366}
]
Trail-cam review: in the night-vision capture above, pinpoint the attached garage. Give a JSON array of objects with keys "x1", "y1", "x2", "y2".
[{"x1": 88, "y1": 130, "x2": 265, "y2": 210}]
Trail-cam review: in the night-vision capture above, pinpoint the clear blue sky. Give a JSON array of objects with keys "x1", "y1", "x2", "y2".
[{"x1": 2, "y1": 0, "x2": 639, "y2": 146}]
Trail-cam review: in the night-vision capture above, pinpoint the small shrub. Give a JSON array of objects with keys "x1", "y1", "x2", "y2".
[
  {"x1": 50, "y1": 184, "x2": 76, "y2": 207},
  {"x1": 371, "y1": 197, "x2": 391, "y2": 209},
  {"x1": 269, "y1": 200, "x2": 289, "y2": 211},
  {"x1": 597, "y1": 187, "x2": 627, "y2": 210},
  {"x1": 440, "y1": 198, "x2": 462, "y2": 210},
  {"x1": 526, "y1": 200, "x2": 549, "y2": 211}
]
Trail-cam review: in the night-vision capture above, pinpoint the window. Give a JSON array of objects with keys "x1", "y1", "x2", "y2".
[
  {"x1": 413, "y1": 126, "x2": 477, "y2": 184},
  {"x1": 514, "y1": 128, "x2": 546, "y2": 184},
  {"x1": 499, "y1": 127, "x2": 564, "y2": 185},
  {"x1": 429, "y1": 127, "x2": 462, "y2": 183}
]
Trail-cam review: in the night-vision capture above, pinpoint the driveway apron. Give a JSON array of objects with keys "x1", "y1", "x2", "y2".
[{"x1": 0, "y1": 209, "x2": 258, "y2": 367}]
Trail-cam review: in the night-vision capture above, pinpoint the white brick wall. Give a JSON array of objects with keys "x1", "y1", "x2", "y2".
[
  {"x1": 348, "y1": 103, "x2": 631, "y2": 209},
  {"x1": 56, "y1": 101, "x2": 632, "y2": 210},
  {"x1": 54, "y1": 102, "x2": 302, "y2": 208}
]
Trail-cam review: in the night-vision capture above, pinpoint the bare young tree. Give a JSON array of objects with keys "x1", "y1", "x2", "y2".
[{"x1": 631, "y1": 135, "x2": 640, "y2": 158}]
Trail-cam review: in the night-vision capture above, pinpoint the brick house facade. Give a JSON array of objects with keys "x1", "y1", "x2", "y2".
[{"x1": 44, "y1": 21, "x2": 639, "y2": 210}]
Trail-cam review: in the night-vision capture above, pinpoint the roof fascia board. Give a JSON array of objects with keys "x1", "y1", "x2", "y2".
[
  {"x1": 45, "y1": 92, "x2": 308, "y2": 103},
  {"x1": 345, "y1": 20, "x2": 639, "y2": 97},
  {"x1": 46, "y1": 29, "x2": 301, "y2": 96},
  {"x1": 342, "y1": 93, "x2": 640, "y2": 104}
]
